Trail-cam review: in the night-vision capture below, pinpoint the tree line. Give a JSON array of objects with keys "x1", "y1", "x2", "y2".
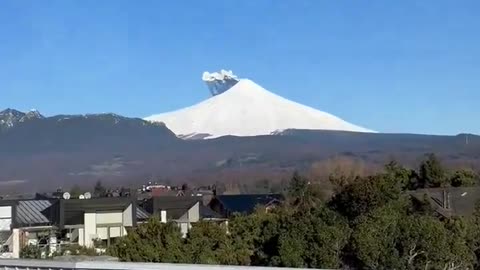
[{"x1": 107, "y1": 154, "x2": 480, "y2": 269}]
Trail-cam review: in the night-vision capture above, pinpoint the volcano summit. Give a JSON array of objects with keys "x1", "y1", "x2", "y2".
[{"x1": 145, "y1": 70, "x2": 374, "y2": 139}]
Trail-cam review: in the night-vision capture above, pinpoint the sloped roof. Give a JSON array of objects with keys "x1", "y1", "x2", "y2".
[
  {"x1": 214, "y1": 194, "x2": 284, "y2": 215},
  {"x1": 62, "y1": 197, "x2": 134, "y2": 226},
  {"x1": 62, "y1": 197, "x2": 133, "y2": 212},
  {"x1": 410, "y1": 187, "x2": 480, "y2": 217},
  {"x1": 4, "y1": 197, "x2": 148, "y2": 228},
  {"x1": 145, "y1": 196, "x2": 201, "y2": 220},
  {"x1": 199, "y1": 204, "x2": 224, "y2": 220},
  {"x1": 16, "y1": 200, "x2": 56, "y2": 227}
]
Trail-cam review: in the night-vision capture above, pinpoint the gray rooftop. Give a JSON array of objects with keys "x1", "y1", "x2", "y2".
[
  {"x1": 10, "y1": 198, "x2": 153, "y2": 228},
  {"x1": 16, "y1": 200, "x2": 55, "y2": 227},
  {"x1": 199, "y1": 204, "x2": 224, "y2": 220},
  {"x1": 410, "y1": 186, "x2": 480, "y2": 217}
]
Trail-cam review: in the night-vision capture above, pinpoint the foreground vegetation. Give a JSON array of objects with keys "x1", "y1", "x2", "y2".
[{"x1": 107, "y1": 154, "x2": 480, "y2": 269}]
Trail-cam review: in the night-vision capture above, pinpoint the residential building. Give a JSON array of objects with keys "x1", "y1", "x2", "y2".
[
  {"x1": 58, "y1": 197, "x2": 147, "y2": 247},
  {"x1": 208, "y1": 194, "x2": 284, "y2": 218},
  {"x1": 0, "y1": 191, "x2": 237, "y2": 259},
  {"x1": 141, "y1": 196, "x2": 222, "y2": 236},
  {"x1": 0, "y1": 200, "x2": 17, "y2": 258},
  {"x1": 0, "y1": 197, "x2": 150, "y2": 258},
  {"x1": 409, "y1": 186, "x2": 480, "y2": 218}
]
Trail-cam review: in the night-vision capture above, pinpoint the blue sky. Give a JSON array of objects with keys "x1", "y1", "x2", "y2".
[{"x1": 0, "y1": 0, "x2": 479, "y2": 135}]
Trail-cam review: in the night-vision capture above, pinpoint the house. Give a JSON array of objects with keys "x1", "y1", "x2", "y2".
[
  {"x1": 15, "y1": 199, "x2": 60, "y2": 254},
  {"x1": 0, "y1": 197, "x2": 150, "y2": 258},
  {"x1": 409, "y1": 186, "x2": 480, "y2": 218},
  {"x1": 0, "y1": 200, "x2": 17, "y2": 258},
  {"x1": 141, "y1": 196, "x2": 225, "y2": 236},
  {"x1": 199, "y1": 204, "x2": 224, "y2": 221},
  {"x1": 208, "y1": 194, "x2": 284, "y2": 218},
  {"x1": 58, "y1": 197, "x2": 145, "y2": 248},
  {"x1": 0, "y1": 199, "x2": 60, "y2": 258}
]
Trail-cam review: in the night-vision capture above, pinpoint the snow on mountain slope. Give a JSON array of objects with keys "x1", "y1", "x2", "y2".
[
  {"x1": 0, "y1": 108, "x2": 44, "y2": 130},
  {"x1": 145, "y1": 74, "x2": 374, "y2": 139}
]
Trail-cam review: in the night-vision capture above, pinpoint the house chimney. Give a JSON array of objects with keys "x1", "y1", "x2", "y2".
[{"x1": 160, "y1": 210, "x2": 167, "y2": 223}]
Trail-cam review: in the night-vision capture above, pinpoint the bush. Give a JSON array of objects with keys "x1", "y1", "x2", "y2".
[
  {"x1": 20, "y1": 245, "x2": 43, "y2": 259},
  {"x1": 49, "y1": 243, "x2": 99, "y2": 258}
]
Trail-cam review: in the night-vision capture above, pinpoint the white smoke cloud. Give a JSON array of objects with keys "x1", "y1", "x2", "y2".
[
  {"x1": 202, "y1": 69, "x2": 238, "y2": 82},
  {"x1": 202, "y1": 69, "x2": 240, "y2": 96}
]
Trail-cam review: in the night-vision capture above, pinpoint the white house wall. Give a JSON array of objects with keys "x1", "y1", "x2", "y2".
[
  {"x1": 177, "y1": 202, "x2": 200, "y2": 223},
  {"x1": 0, "y1": 206, "x2": 12, "y2": 231},
  {"x1": 109, "y1": 227, "x2": 122, "y2": 238},
  {"x1": 189, "y1": 203, "x2": 200, "y2": 222},
  {"x1": 0, "y1": 219, "x2": 11, "y2": 231},
  {"x1": 161, "y1": 210, "x2": 167, "y2": 223},
  {"x1": 83, "y1": 213, "x2": 96, "y2": 247},
  {"x1": 78, "y1": 228, "x2": 85, "y2": 246},
  {"x1": 96, "y1": 227, "x2": 108, "y2": 240},
  {"x1": 122, "y1": 205, "x2": 133, "y2": 227},
  {"x1": 96, "y1": 212, "x2": 122, "y2": 225},
  {"x1": 175, "y1": 203, "x2": 200, "y2": 238},
  {"x1": 95, "y1": 226, "x2": 123, "y2": 240},
  {"x1": 179, "y1": 222, "x2": 189, "y2": 237},
  {"x1": 12, "y1": 229, "x2": 19, "y2": 258},
  {"x1": 0, "y1": 206, "x2": 11, "y2": 219},
  {"x1": 80, "y1": 210, "x2": 131, "y2": 246}
]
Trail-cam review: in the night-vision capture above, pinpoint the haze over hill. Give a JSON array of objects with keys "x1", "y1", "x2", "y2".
[{"x1": 145, "y1": 71, "x2": 374, "y2": 139}]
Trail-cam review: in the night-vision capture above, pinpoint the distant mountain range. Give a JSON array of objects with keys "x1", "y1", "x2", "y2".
[
  {"x1": 0, "y1": 108, "x2": 177, "y2": 152},
  {"x1": 1, "y1": 108, "x2": 479, "y2": 192},
  {"x1": 0, "y1": 108, "x2": 45, "y2": 130}
]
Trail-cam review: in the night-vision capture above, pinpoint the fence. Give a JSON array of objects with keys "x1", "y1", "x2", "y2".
[{"x1": 0, "y1": 259, "x2": 328, "y2": 270}]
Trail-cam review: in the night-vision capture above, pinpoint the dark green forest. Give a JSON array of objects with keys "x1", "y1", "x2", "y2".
[{"x1": 108, "y1": 154, "x2": 480, "y2": 269}]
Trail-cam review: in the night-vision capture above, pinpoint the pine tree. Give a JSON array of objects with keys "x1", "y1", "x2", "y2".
[
  {"x1": 419, "y1": 153, "x2": 446, "y2": 187},
  {"x1": 94, "y1": 180, "x2": 107, "y2": 198}
]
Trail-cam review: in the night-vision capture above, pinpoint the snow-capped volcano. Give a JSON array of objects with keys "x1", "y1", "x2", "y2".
[{"x1": 145, "y1": 71, "x2": 374, "y2": 139}]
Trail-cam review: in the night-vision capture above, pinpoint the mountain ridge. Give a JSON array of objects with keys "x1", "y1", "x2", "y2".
[
  {"x1": 0, "y1": 108, "x2": 479, "y2": 193},
  {"x1": 0, "y1": 108, "x2": 44, "y2": 130},
  {"x1": 0, "y1": 110, "x2": 178, "y2": 153}
]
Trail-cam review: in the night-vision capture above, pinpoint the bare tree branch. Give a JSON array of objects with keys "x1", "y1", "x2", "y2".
[
  {"x1": 424, "y1": 260, "x2": 431, "y2": 270},
  {"x1": 408, "y1": 244, "x2": 425, "y2": 265}
]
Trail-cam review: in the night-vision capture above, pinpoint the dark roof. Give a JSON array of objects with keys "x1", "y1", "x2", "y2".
[
  {"x1": 145, "y1": 196, "x2": 200, "y2": 220},
  {"x1": 16, "y1": 200, "x2": 55, "y2": 227},
  {"x1": 199, "y1": 204, "x2": 224, "y2": 220},
  {"x1": 2, "y1": 197, "x2": 147, "y2": 228},
  {"x1": 0, "y1": 193, "x2": 38, "y2": 201},
  {"x1": 213, "y1": 194, "x2": 284, "y2": 215},
  {"x1": 410, "y1": 187, "x2": 480, "y2": 217},
  {"x1": 136, "y1": 206, "x2": 150, "y2": 221},
  {"x1": 62, "y1": 197, "x2": 133, "y2": 211},
  {"x1": 0, "y1": 200, "x2": 15, "y2": 207},
  {"x1": 62, "y1": 197, "x2": 134, "y2": 226}
]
